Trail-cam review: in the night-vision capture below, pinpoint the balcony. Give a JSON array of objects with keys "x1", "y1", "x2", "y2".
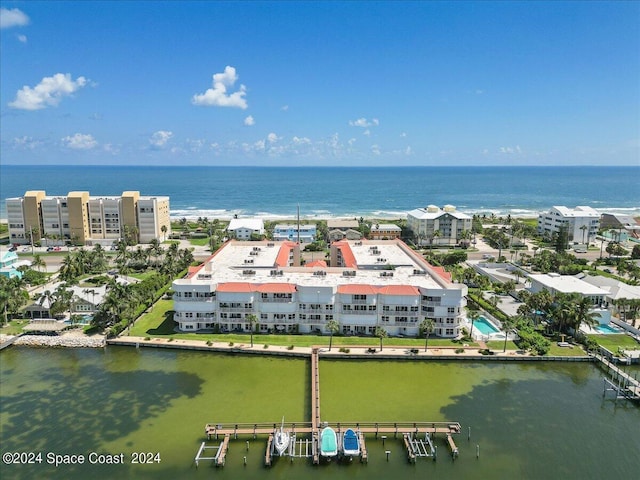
[{"x1": 218, "y1": 306, "x2": 254, "y2": 312}]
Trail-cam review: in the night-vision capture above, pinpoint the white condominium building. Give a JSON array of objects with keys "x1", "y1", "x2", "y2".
[
  {"x1": 5, "y1": 190, "x2": 171, "y2": 245},
  {"x1": 172, "y1": 238, "x2": 468, "y2": 338},
  {"x1": 407, "y1": 205, "x2": 472, "y2": 246},
  {"x1": 227, "y1": 218, "x2": 265, "y2": 240},
  {"x1": 537, "y1": 206, "x2": 600, "y2": 244}
]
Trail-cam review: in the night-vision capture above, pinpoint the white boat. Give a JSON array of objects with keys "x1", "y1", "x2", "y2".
[
  {"x1": 342, "y1": 428, "x2": 360, "y2": 456},
  {"x1": 274, "y1": 417, "x2": 290, "y2": 456},
  {"x1": 320, "y1": 426, "x2": 338, "y2": 457}
]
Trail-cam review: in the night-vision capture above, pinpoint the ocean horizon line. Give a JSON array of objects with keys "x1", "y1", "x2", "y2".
[{"x1": 2, "y1": 164, "x2": 639, "y2": 169}]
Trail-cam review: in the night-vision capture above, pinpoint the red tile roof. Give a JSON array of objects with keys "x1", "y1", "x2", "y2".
[
  {"x1": 305, "y1": 260, "x2": 327, "y2": 268},
  {"x1": 275, "y1": 241, "x2": 297, "y2": 267},
  {"x1": 334, "y1": 241, "x2": 357, "y2": 268},
  {"x1": 337, "y1": 284, "x2": 378, "y2": 295},
  {"x1": 216, "y1": 282, "x2": 256, "y2": 293},
  {"x1": 376, "y1": 285, "x2": 420, "y2": 296},
  {"x1": 428, "y1": 265, "x2": 452, "y2": 282},
  {"x1": 256, "y1": 283, "x2": 297, "y2": 293},
  {"x1": 186, "y1": 265, "x2": 202, "y2": 278}
]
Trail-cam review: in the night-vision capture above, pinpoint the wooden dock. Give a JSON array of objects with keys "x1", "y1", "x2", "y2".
[
  {"x1": 199, "y1": 347, "x2": 463, "y2": 467},
  {"x1": 596, "y1": 354, "x2": 640, "y2": 402},
  {"x1": 311, "y1": 348, "x2": 320, "y2": 464},
  {"x1": 206, "y1": 421, "x2": 461, "y2": 438},
  {"x1": 265, "y1": 434, "x2": 273, "y2": 466},
  {"x1": 446, "y1": 433, "x2": 459, "y2": 458},
  {"x1": 359, "y1": 431, "x2": 368, "y2": 463}
]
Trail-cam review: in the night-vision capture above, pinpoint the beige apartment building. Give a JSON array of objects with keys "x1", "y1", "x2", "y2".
[{"x1": 6, "y1": 190, "x2": 171, "y2": 245}]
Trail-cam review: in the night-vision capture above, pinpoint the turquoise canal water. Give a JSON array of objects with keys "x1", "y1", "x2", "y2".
[{"x1": 1, "y1": 346, "x2": 639, "y2": 479}]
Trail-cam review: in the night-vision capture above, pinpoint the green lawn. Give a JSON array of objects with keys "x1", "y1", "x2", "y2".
[
  {"x1": 590, "y1": 334, "x2": 640, "y2": 353},
  {"x1": 546, "y1": 343, "x2": 588, "y2": 356},
  {"x1": 128, "y1": 300, "x2": 478, "y2": 348},
  {"x1": 188, "y1": 237, "x2": 211, "y2": 247},
  {"x1": 0, "y1": 319, "x2": 30, "y2": 335},
  {"x1": 486, "y1": 340, "x2": 519, "y2": 352}
]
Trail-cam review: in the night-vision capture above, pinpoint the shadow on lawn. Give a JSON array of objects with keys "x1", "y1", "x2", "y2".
[{"x1": 146, "y1": 310, "x2": 176, "y2": 335}]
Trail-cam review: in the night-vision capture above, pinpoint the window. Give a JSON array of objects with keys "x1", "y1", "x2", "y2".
[
  {"x1": 368, "y1": 305, "x2": 377, "y2": 311},
  {"x1": 381, "y1": 316, "x2": 389, "y2": 322},
  {"x1": 447, "y1": 307, "x2": 456, "y2": 314},
  {"x1": 446, "y1": 328, "x2": 454, "y2": 336}
]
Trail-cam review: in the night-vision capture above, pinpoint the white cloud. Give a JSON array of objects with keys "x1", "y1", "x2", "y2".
[
  {"x1": 363, "y1": 129, "x2": 371, "y2": 137},
  {"x1": 13, "y1": 136, "x2": 42, "y2": 150},
  {"x1": 192, "y1": 66, "x2": 248, "y2": 109},
  {"x1": 280, "y1": 105, "x2": 289, "y2": 111},
  {"x1": 244, "y1": 115, "x2": 255, "y2": 126},
  {"x1": 17, "y1": 34, "x2": 27, "y2": 43},
  {"x1": 499, "y1": 145, "x2": 522, "y2": 154},
  {"x1": 404, "y1": 146, "x2": 413, "y2": 156},
  {"x1": 292, "y1": 136, "x2": 311, "y2": 145},
  {"x1": 349, "y1": 117, "x2": 379, "y2": 128},
  {"x1": 267, "y1": 132, "x2": 279, "y2": 143},
  {"x1": 62, "y1": 133, "x2": 97, "y2": 150},
  {"x1": 149, "y1": 130, "x2": 173, "y2": 148},
  {"x1": 371, "y1": 144, "x2": 381, "y2": 156},
  {"x1": 400, "y1": 132, "x2": 407, "y2": 138},
  {"x1": 9, "y1": 73, "x2": 88, "y2": 110},
  {"x1": 0, "y1": 8, "x2": 29, "y2": 29}
]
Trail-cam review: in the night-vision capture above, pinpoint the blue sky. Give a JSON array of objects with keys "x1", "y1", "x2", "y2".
[{"x1": 1, "y1": 1, "x2": 638, "y2": 166}]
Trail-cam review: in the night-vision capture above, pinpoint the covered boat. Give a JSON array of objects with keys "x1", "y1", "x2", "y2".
[
  {"x1": 342, "y1": 428, "x2": 360, "y2": 456},
  {"x1": 274, "y1": 417, "x2": 290, "y2": 456},
  {"x1": 320, "y1": 426, "x2": 338, "y2": 457}
]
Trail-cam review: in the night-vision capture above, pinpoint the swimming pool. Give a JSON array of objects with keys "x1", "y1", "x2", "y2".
[
  {"x1": 593, "y1": 324, "x2": 623, "y2": 334},
  {"x1": 473, "y1": 316, "x2": 501, "y2": 335}
]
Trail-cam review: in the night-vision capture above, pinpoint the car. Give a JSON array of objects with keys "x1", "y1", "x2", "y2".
[
  {"x1": 46, "y1": 246, "x2": 54, "y2": 252},
  {"x1": 604, "y1": 268, "x2": 612, "y2": 274},
  {"x1": 9, "y1": 246, "x2": 17, "y2": 252},
  {"x1": 53, "y1": 246, "x2": 61, "y2": 251}
]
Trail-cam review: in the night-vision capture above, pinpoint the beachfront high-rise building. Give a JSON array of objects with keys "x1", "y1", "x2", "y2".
[
  {"x1": 406, "y1": 205, "x2": 472, "y2": 247},
  {"x1": 172, "y1": 238, "x2": 467, "y2": 338},
  {"x1": 536, "y1": 206, "x2": 600, "y2": 244},
  {"x1": 5, "y1": 190, "x2": 171, "y2": 245}
]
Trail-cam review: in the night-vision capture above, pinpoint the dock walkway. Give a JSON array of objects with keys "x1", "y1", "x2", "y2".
[
  {"x1": 595, "y1": 354, "x2": 640, "y2": 402},
  {"x1": 200, "y1": 347, "x2": 462, "y2": 467}
]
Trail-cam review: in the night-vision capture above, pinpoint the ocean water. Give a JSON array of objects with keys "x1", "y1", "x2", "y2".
[{"x1": 1, "y1": 165, "x2": 638, "y2": 220}]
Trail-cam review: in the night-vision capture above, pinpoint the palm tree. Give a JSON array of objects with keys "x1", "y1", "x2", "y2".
[
  {"x1": 430, "y1": 229, "x2": 441, "y2": 249},
  {"x1": 375, "y1": 326, "x2": 388, "y2": 351},
  {"x1": 160, "y1": 224, "x2": 168, "y2": 242},
  {"x1": 579, "y1": 224, "x2": 588, "y2": 245},
  {"x1": 419, "y1": 318, "x2": 434, "y2": 352},
  {"x1": 572, "y1": 297, "x2": 600, "y2": 333},
  {"x1": 326, "y1": 319, "x2": 340, "y2": 351},
  {"x1": 501, "y1": 317, "x2": 515, "y2": 352},
  {"x1": 466, "y1": 307, "x2": 481, "y2": 339},
  {"x1": 31, "y1": 254, "x2": 46, "y2": 273},
  {"x1": 246, "y1": 314, "x2": 258, "y2": 347}
]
